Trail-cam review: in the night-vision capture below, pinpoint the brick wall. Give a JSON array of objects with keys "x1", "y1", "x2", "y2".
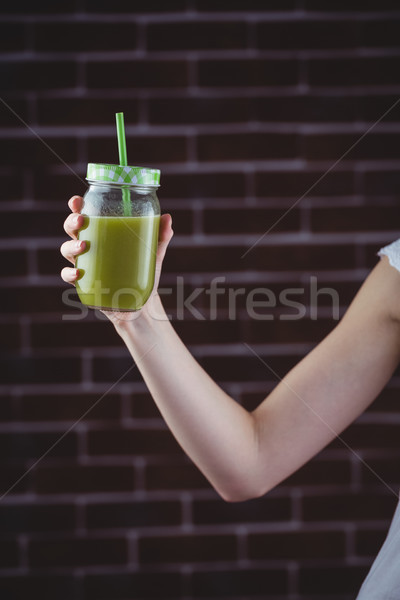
[{"x1": 1, "y1": 2, "x2": 400, "y2": 599}]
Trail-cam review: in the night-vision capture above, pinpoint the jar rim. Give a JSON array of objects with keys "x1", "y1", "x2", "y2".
[
  {"x1": 86, "y1": 178, "x2": 159, "y2": 190},
  {"x1": 86, "y1": 163, "x2": 160, "y2": 187}
]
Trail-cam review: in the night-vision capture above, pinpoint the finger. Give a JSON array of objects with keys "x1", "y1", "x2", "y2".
[
  {"x1": 68, "y1": 195, "x2": 84, "y2": 213},
  {"x1": 63, "y1": 212, "x2": 84, "y2": 240},
  {"x1": 158, "y1": 213, "x2": 173, "y2": 245},
  {"x1": 61, "y1": 266, "x2": 80, "y2": 284},
  {"x1": 60, "y1": 240, "x2": 86, "y2": 264}
]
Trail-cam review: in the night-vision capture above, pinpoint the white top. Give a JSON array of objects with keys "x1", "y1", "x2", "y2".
[{"x1": 378, "y1": 239, "x2": 400, "y2": 273}]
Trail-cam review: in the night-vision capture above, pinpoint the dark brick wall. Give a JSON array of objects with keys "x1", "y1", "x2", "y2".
[{"x1": 1, "y1": 2, "x2": 400, "y2": 599}]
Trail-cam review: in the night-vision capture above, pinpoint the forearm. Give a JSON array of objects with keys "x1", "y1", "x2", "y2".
[{"x1": 114, "y1": 295, "x2": 259, "y2": 502}]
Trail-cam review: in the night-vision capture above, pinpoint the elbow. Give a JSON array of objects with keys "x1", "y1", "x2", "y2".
[{"x1": 216, "y1": 479, "x2": 267, "y2": 503}]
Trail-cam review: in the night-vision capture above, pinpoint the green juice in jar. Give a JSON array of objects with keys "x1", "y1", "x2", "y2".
[
  {"x1": 76, "y1": 215, "x2": 160, "y2": 311},
  {"x1": 75, "y1": 162, "x2": 161, "y2": 312}
]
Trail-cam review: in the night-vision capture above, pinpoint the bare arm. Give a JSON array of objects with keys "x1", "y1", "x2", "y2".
[
  {"x1": 115, "y1": 258, "x2": 400, "y2": 501},
  {"x1": 61, "y1": 197, "x2": 400, "y2": 501}
]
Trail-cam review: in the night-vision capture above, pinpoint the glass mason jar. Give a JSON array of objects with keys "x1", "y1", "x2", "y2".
[{"x1": 75, "y1": 163, "x2": 161, "y2": 311}]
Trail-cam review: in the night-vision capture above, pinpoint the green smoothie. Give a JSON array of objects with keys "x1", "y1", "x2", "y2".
[{"x1": 76, "y1": 215, "x2": 160, "y2": 311}]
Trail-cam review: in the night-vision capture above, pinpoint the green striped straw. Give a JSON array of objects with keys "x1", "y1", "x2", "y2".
[{"x1": 116, "y1": 112, "x2": 131, "y2": 217}]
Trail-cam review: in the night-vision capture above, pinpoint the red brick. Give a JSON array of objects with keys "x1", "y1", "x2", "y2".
[
  {"x1": 0, "y1": 503, "x2": 75, "y2": 533},
  {"x1": 367, "y1": 387, "x2": 400, "y2": 413},
  {"x1": 360, "y1": 457, "x2": 400, "y2": 487},
  {"x1": 0, "y1": 431, "x2": 77, "y2": 460},
  {"x1": 34, "y1": 170, "x2": 86, "y2": 202},
  {"x1": 197, "y1": 0, "x2": 295, "y2": 9},
  {"x1": 0, "y1": 356, "x2": 81, "y2": 384},
  {"x1": 86, "y1": 500, "x2": 181, "y2": 529},
  {"x1": 35, "y1": 465, "x2": 135, "y2": 494},
  {"x1": 84, "y1": 572, "x2": 182, "y2": 600},
  {"x1": 149, "y1": 97, "x2": 252, "y2": 125},
  {"x1": 361, "y1": 18, "x2": 400, "y2": 47},
  {"x1": 0, "y1": 466, "x2": 32, "y2": 495},
  {"x1": 334, "y1": 423, "x2": 400, "y2": 450},
  {"x1": 311, "y1": 206, "x2": 400, "y2": 232},
  {"x1": 304, "y1": 133, "x2": 400, "y2": 161},
  {"x1": 257, "y1": 20, "x2": 357, "y2": 50},
  {"x1": 0, "y1": 170, "x2": 25, "y2": 199},
  {"x1": 303, "y1": 493, "x2": 396, "y2": 522},
  {"x1": 139, "y1": 533, "x2": 237, "y2": 564},
  {"x1": 198, "y1": 59, "x2": 298, "y2": 87},
  {"x1": 85, "y1": 0, "x2": 185, "y2": 10},
  {"x1": 283, "y1": 457, "x2": 351, "y2": 487},
  {"x1": 193, "y1": 495, "x2": 291, "y2": 524},
  {"x1": 205, "y1": 207, "x2": 301, "y2": 234},
  {"x1": 29, "y1": 537, "x2": 127, "y2": 568},
  {"x1": 162, "y1": 208, "x2": 193, "y2": 234},
  {"x1": 145, "y1": 463, "x2": 210, "y2": 491},
  {"x1": 198, "y1": 132, "x2": 298, "y2": 161},
  {"x1": 174, "y1": 319, "x2": 241, "y2": 345},
  {"x1": 162, "y1": 171, "x2": 246, "y2": 199},
  {"x1": 200, "y1": 353, "x2": 299, "y2": 383},
  {"x1": 34, "y1": 22, "x2": 137, "y2": 52},
  {"x1": 255, "y1": 168, "x2": 354, "y2": 197},
  {"x1": 363, "y1": 169, "x2": 400, "y2": 197},
  {"x1": 38, "y1": 247, "x2": 69, "y2": 276},
  {"x1": 0, "y1": 137, "x2": 77, "y2": 167},
  {"x1": 158, "y1": 283, "x2": 203, "y2": 317},
  {"x1": 0, "y1": 209, "x2": 66, "y2": 238},
  {"x1": 87, "y1": 134, "x2": 187, "y2": 165},
  {"x1": 37, "y1": 97, "x2": 139, "y2": 126},
  {"x1": 255, "y1": 94, "x2": 357, "y2": 123},
  {"x1": 1, "y1": 0, "x2": 77, "y2": 11},
  {"x1": 306, "y1": 0, "x2": 398, "y2": 10},
  {"x1": 92, "y1": 356, "x2": 143, "y2": 384},
  {"x1": 0, "y1": 24, "x2": 26, "y2": 51},
  {"x1": 240, "y1": 390, "x2": 271, "y2": 412},
  {"x1": 309, "y1": 57, "x2": 400, "y2": 86},
  {"x1": 0, "y1": 396, "x2": 17, "y2": 421},
  {"x1": 249, "y1": 530, "x2": 345, "y2": 560},
  {"x1": 147, "y1": 21, "x2": 247, "y2": 51},
  {"x1": 243, "y1": 318, "x2": 335, "y2": 345},
  {"x1": 20, "y1": 393, "x2": 121, "y2": 422},
  {"x1": 176, "y1": 278, "x2": 358, "y2": 314},
  {"x1": 130, "y1": 392, "x2": 163, "y2": 419},
  {"x1": 0, "y1": 322, "x2": 20, "y2": 350},
  {"x1": 88, "y1": 428, "x2": 183, "y2": 456},
  {"x1": 31, "y1": 320, "x2": 119, "y2": 349},
  {"x1": 366, "y1": 242, "x2": 387, "y2": 270},
  {"x1": 299, "y1": 565, "x2": 369, "y2": 594},
  {"x1": 359, "y1": 94, "x2": 400, "y2": 123},
  {"x1": 192, "y1": 567, "x2": 288, "y2": 596},
  {"x1": 3, "y1": 4, "x2": 400, "y2": 585},
  {"x1": 87, "y1": 60, "x2": 188, "y2": 89},
  {"x1": 0, "y1": 540, "x2": 19, "y2": 568},
  {"x1": 0, "y1": 576, "x2": 79, "y2": 600},
  {"x1": 0, "y1": 60, "x2": 77, "y2": 91},
  {"x1": 1, "y1": 286, "x2": 69, "y2": 314},
  {"x1": 189, "y1": 280, "x2": 305, "y2": 313},
  {"x1": 166, "y1": 243, "x2": 356, "y2": 273},
  {"x1": 356, "y1": 528, "x2": 389, "y2": 558}
]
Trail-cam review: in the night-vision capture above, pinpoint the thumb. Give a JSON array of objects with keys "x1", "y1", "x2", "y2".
[{"x1": 156, "y1": 213, "x2": 174, "y2": 264}]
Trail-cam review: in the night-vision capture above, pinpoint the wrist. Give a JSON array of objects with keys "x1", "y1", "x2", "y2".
[{"x1": 113, "y1": 293, "x2": 167, "y2": 338}]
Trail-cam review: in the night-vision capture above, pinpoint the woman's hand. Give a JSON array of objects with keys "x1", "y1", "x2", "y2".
[{"x1": 60, "y1": 195, "x2": 174, "y2": 324}]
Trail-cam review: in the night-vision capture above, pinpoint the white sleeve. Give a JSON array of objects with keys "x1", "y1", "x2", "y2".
[{"x1": 378, "y1": 239, "x2": 400, "y2": 273}]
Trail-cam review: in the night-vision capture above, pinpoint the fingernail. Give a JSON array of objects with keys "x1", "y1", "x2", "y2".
[
  {"x1": 73, "y1": 215, "x2": 80, "y2": 227},
  {"x1": 75, "y1": 241, "x2": 82, "y2": 251}
]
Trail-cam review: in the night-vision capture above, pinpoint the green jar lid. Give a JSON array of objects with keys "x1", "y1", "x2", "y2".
[{"x1": 86, "y1": 163, "x2": 160, "y2": 187}]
